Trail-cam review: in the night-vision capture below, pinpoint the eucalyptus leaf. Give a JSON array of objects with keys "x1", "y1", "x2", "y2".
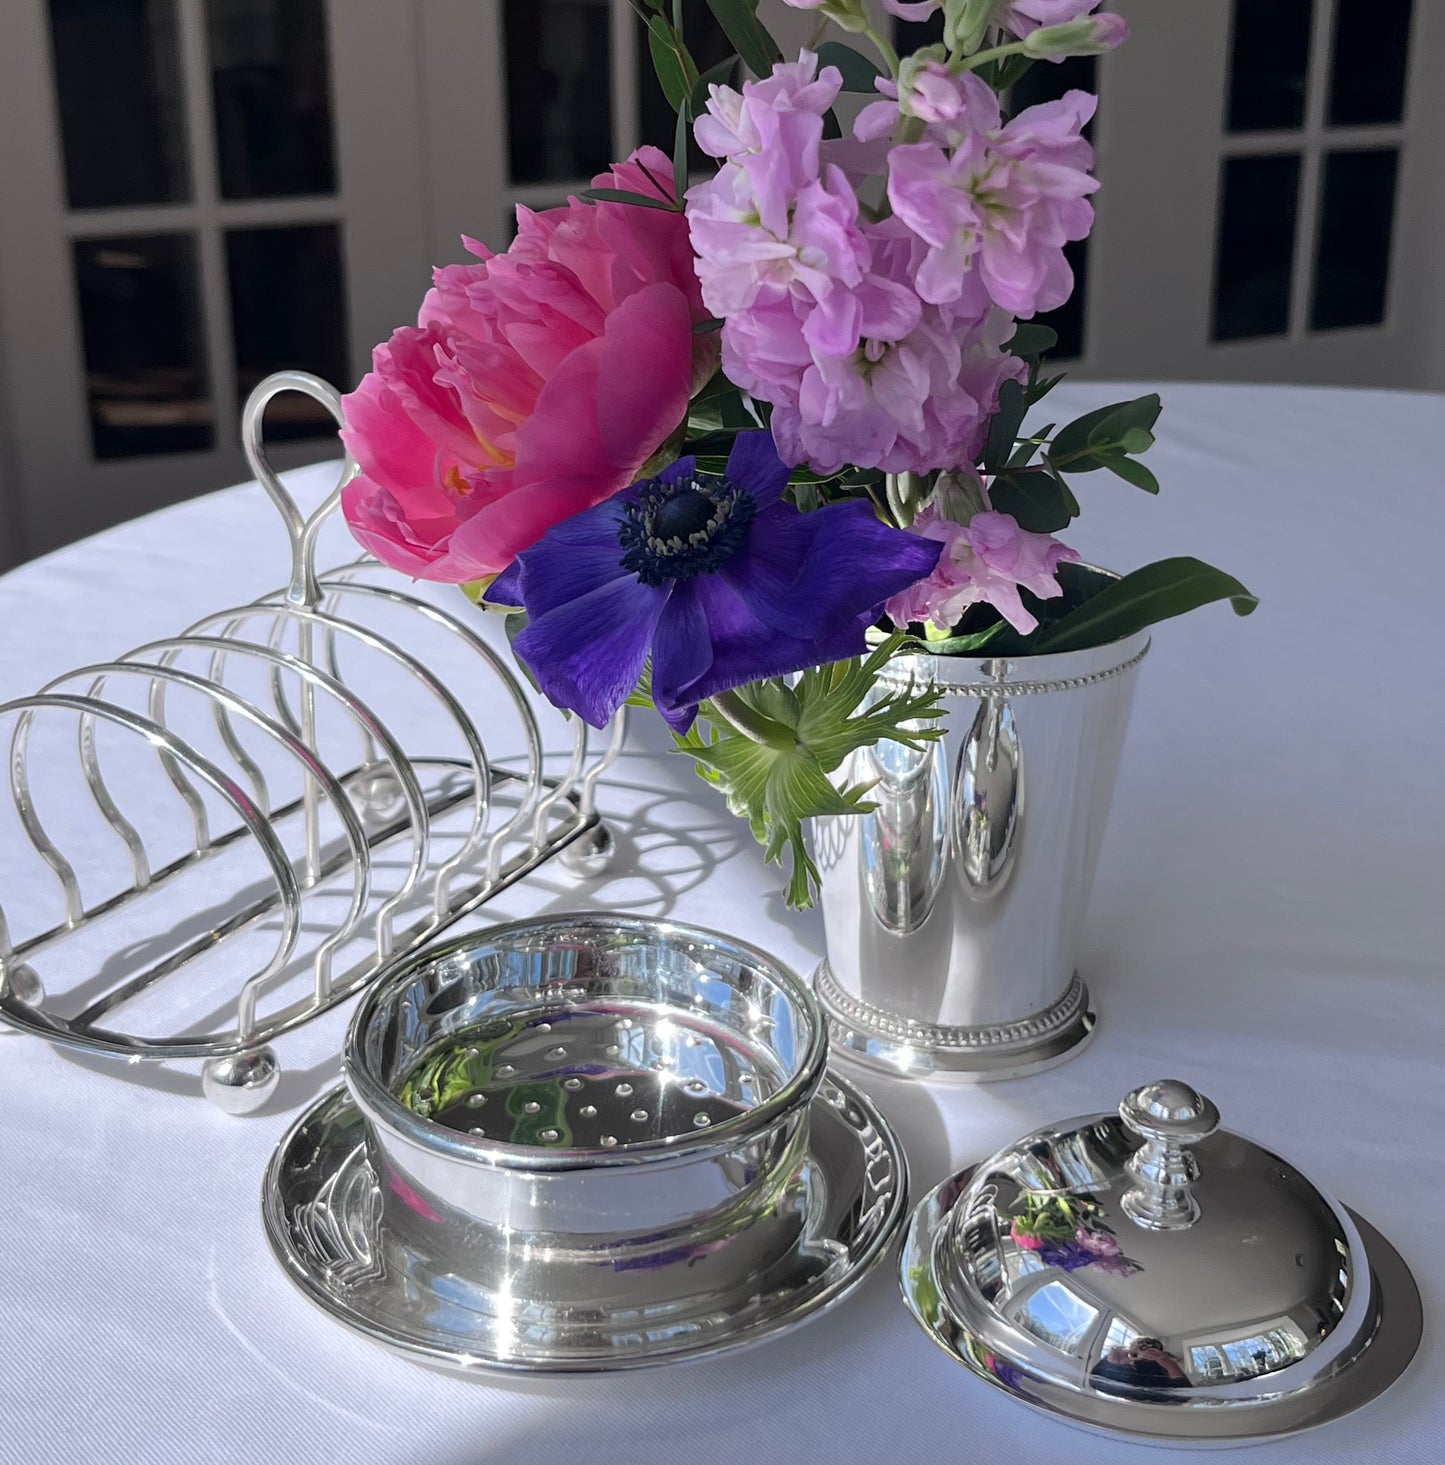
[
  {"x1": 648, "y1": 17, "x2": 690, "y2": 111},
  {"x1": 1050, "y1": 393, "x2": 1161, "y2": 471},
  {"x1": 815, "y1": 40, "x2": 884, "y2": 91},
  {"x1": 579, "y1": 186, "x2": 679, "y2": 211},
  {"x1": 987, "y1": 467, "x2": 1077, "y2": 533},
  {"x1": 1007, "y1": 423, "x2": 1053, "y2": 469},
  {"x1": 673, "y1": 104, "x2": 689, "y2": 200},
  {"x1": 1029, "y1": 557, "x2": 1258, "y2": 653},
  {"x1": 691, "y1": 54, "x2": 739, "y2": 113},
  {"x1": 704, "y1": 0, "x2": 781, "y2": 78},
  {"x1": 1006, "y1": 322, "x2": 1058, "y2": 358},
  {"x1": 982, "y1": 377, "x2": 1026, "y2": 475},
  {"x1": 1102, "y1": 454, "x2": 1160, "y2": 493}
]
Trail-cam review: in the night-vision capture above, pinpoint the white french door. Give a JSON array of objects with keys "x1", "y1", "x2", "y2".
[
  {"x1": 0, "y1": 0, "x2": 433, "y2": 567},
  {"x1": 2, "y1": 0, "x2": 1438, "y2": 571},
  {"x1": 1085, "y1": 0, "x2": 1444, "y2": 386}
]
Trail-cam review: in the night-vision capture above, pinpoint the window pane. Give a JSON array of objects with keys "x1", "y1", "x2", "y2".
[
  {"x1": 73, "y1": 234, "x2": 212, "y2": 459},
  {"x1": 640, "y1": 11, "x2": 734, "y2": 170},
  {"x1": 1328, "y1": 0, "x2": 1413, "y2": 125},
  {"x1": 1226, "y1": 0, "x2": 1313, "y2": 132},
  {"x1": 1211, "y1": 153, "x2": 1301, "y2": 340},
  {"x1": 226, "y1": 225, "x2": 348, "y2": 439},
  {"x1": 1310, "y1": 149, "x2": 1398, "y2": 330},
  {"x1": 505, "y1": 0, "x2": 613, "y2": 184},
  {"x1": 48, "y1": 0, "x2": 188, "y2": 209},
  {"x1": 1012, "y1": 58, "x2": 1096, "y2": 359},
  {"x1": 207, "y1": 0, "x2": 335, "y2": 200},
  {"x1": 894, "y1": 12, "x2": 944, "y2": 55}
]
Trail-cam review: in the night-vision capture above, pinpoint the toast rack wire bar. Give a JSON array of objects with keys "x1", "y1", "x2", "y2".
[{"x1": 0, "y1": 371, "x2": 623, "y2": 1113}]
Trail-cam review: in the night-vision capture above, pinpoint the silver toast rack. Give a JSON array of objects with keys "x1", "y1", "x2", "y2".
[{"x1": 0, "y1": 372, "x2": 622, "y2": 1111}]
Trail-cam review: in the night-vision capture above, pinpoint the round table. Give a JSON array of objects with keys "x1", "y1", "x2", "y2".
[{"x1": 1, "y1": 383, "x2": 1441, "y2": 1465}]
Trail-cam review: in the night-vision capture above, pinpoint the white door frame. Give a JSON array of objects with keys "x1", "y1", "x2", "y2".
[{"x1": 0, "y1": 0, "x2": 434, "y2": 565}]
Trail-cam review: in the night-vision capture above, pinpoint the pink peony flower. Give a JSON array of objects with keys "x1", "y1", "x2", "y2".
[
  {"x1": 885, "y1": 503, "x2": 1078, "y2": 635},
  {"x1": 887, "y1": 89, "x2": 1098, "y2": 318},
  {"x1": 340, "y1": 147, "x2": 713, "y2": 583},
  {"x1": 1010, "y1": 1218, "x2": 1047, "y2": 1250}
]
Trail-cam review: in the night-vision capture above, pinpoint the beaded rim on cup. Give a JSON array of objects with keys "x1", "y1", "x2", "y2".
[{"x1": 344, "y1": 913, "x2": 830, "y2": 1172}]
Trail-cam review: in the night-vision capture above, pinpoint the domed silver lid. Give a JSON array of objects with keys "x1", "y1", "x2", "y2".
[{"x1": 900, "y1": 1079, "x2": 1422, "y2": 1442}]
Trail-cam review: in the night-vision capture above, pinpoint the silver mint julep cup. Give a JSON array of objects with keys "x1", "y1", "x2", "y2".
[{"x1": 812, "y1": 611, "x2": 1149, "y2": 1080}]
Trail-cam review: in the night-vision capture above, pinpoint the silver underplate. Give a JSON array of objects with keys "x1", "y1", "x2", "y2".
[
  {"x1": 263, "y1": 1071, "x2": 908, "y2": 1372},
  {"x1": 899, "y1": 1167, "x2": 1423, "y2": 1445},
  {"x1": 814, "y1": 961, "x2": 1096, "y2": 1081}
]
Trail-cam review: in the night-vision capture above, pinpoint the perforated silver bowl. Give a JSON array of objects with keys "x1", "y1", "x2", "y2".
[{"x1": 343, "y1": 913, "x2": 829, "y2": 1313}]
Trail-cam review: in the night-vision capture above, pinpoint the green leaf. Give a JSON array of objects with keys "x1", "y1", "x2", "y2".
[
  {"x1": 578, "y1": 186, "x2": 679, "y2": 211},
  {"x1": 1007, "y1": 423, "x2": 1053, "y2": 469},
  {"x1": 982, "y1": 377, "x2": 1026, "y2": 475},
  {"x1": 648, "y1": 17, "x2": 690, "y2": 111},
  {"x1": 1026, "y1": 370, "x2": 1065, "y2": 407},
  {"x1": 1006, "y1": 322, "x2": 1058, "y2": 358},
  {"x1": 675, "y1": 636, "x2": 945, "y2": 907},
  {"x1": 1102, "y1": 454, "x2": 1160, "y2": 494},
  {"x1": 673, "y1": 104, "x2": 689, "y2": 200},
  {"x1": 815, "y1": 40, "x2": 884, "y2": 91},
  {"x1": 987, "y1": 467, "x2": 1078, "y2": 533},
  {"x1": 821, "y1": 106, "x2": 843, "y2": 140},
  {"x1": 895, "y1": 620, "x2": 1010, "y2": 656},
  {"x1": 704, "y1": 0, "x2": 781, "y2": 78},
  {"x1": 691, "y1": 54, "x2": 739, "y2": 114},
  {"x1": 1051, "y1": 394, "x2": 1161, "y2": 471},
  {"x1": 503, "y1": 612, "x2": 544, "y2": 696},
  {"x1": 1028, "y1": 557, "x2": 1258, "y2": 654}
]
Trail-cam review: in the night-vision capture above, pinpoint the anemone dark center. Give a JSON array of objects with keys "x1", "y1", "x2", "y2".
[
  {"x1": 617, "y1": 471, "x2": 756, "y2": 586},
  {"x1": 652, "y1": 488, "x2": 715, "y2": 542}
]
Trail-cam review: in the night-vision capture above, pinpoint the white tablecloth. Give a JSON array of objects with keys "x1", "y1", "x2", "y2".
[{"x1": 1, "y1": 382, "x2": 1442, "y2": 1465}]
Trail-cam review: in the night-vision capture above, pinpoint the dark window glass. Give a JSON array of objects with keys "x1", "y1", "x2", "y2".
[
  {"x1": 206, "y1": 0, "x2": 335, "y2": 200},
  {"x1": 1310, "y1": 148, "x2": 1398, "y2": 329},
  {"x1": 48, "y1": 0, "x2": 188, "y2": 209},
  {"x1": 1211, "y1": 154, "x2": 1301, "y2": 340},
  {"x1": 640, "y1": 9, "x2": 734, "y2": 172},
  {"x1": 1012, "y1": 58, "x2": 1096, "y2": 358},
  {"x1": 894, "y1": 11, "x2": 944, "y2": 54},
  {"x1": 505, "y1": 0, "x2": 613, "y2": 183},
  {"x1": 226, "y1": 225, "x2": 348, "y2": 439},
  {"x1": 1226, "y1": 0, "x2": 1312, "y2": 132},
  {"x1": 73, "y1": 234, "x2": 212, "y2": 458},
  {"x1": 1328, "y1": 0, "x2": 1412, "y2": 125}
]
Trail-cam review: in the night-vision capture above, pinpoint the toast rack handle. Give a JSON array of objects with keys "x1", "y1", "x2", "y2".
[
  {"x1": 242, "y1": 371, "x2": 358, "y2": 610},
  {"x1": 1119, "y1": 1079, "x2": 1220, "y2": 1232}
]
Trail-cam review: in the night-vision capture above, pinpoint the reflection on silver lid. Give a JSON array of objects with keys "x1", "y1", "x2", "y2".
[{"x1": 900, "y1": 1079, "x2": 1422, "y2": 1442}]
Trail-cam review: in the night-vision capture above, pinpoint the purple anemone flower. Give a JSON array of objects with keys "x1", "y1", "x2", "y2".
[{"x1": 485, "y1": 431, "x2": 941, "y2": 730}]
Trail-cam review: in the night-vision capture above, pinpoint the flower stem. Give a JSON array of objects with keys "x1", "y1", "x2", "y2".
[
  {"x1": 951, "y1": 38, "x2": 1029, "y2": 74},
  {"x1": 708, "y1": 689, "x2": 790, "y2": 748},
  {"x1": 860, "y1": 20, "x2": 901, "y2": 78}
]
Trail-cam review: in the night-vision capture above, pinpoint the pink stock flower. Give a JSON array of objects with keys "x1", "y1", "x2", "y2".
[
  {"x1": 887, "y1": 89, "x2": 1098, "y2": 317},
  {"x1": 999, "y1": 0, "x2": 1122, "y2": 40},
  {"x1": 689, "y1": 54, "x2": 1025, "y2": 475},
  {"x1": 881, "y1": 0, "x2": 940, "y2": 17},
  {"x1": 885, "y1": 503, "x2": 1078, "y2": 635},
  {"x1": 340, "y1": 147, "x2": 713, "y2": 583}
]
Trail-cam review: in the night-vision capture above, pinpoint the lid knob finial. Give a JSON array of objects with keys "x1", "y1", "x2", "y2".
[{"x1": 1120, "y1": 1079, "x2": 1221, "y2": 1231}]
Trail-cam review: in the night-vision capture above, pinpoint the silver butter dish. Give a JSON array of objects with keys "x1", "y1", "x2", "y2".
[
  {"x1": 900, "y1": 1079, "x2": 1421, "y2": 1444},
  {"x1": 263, "y1": 915, "x2": 908, "y2": 1371}
]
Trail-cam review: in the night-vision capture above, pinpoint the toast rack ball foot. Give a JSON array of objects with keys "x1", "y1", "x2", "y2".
[
  {"x1": 202, "y1": 1048, "x2": 280, "y2": 1114},
  {"x1": 355, "y1": 771, "x2": 406, "y2": 825},
  {"x1": 559, "y1": 821, "x2": 616, "y2": 878},
  {"x1": 3, "y1": 964, "x2": 44, "y2": 1008}
]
